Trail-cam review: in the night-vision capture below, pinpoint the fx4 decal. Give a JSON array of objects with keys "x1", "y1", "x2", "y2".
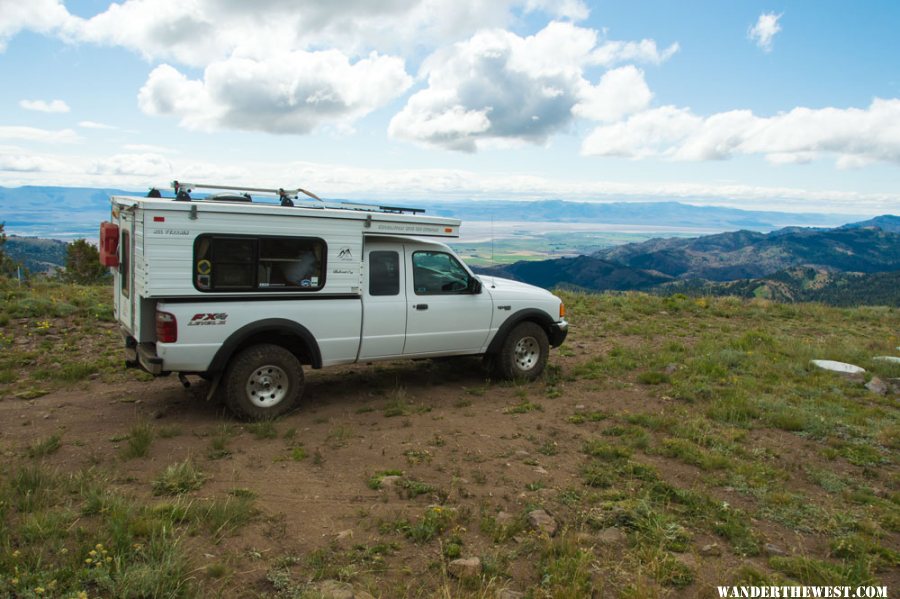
[{"x1": 187, "y1": 313, "x2": 228, "y2": 326}]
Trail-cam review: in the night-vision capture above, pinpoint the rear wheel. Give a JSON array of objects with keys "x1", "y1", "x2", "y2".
[
  {"x1": 224, "y1": 344, "x2": 304, "y2": 420},
  {"x1": 494, "y1": 322, "x2": 549, "y2": 381}
]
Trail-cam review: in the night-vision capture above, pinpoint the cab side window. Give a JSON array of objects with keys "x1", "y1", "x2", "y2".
[
  {"x1": 411, "y1": 251, "x2": 471, "y2": 295},
  {"x1": 369, "y1": 251, "x2": 399, "y2": 296}
]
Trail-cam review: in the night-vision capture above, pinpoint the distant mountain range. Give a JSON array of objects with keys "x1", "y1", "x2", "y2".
[
  {"x1": 661, "y1": 267, "x2": 900, "y2": 307},
  {"x1": 482, "y1": 215, "x2": 900, "y2": 306},
  {"x1": 0, "y1": 185, "x2": 865, "y2": 239}
]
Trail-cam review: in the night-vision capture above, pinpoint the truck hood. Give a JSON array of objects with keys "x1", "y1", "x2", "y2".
[{"x1": 477, "y1": 275, "x2": 557, "y2": 300}]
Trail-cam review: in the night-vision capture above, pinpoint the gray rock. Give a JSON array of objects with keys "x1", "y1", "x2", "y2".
[
  {"x1": 528, "y1": 509, "x2": 558, "y2": 536},
  {"x1": 335, "y1": 529, "x2": 353, "y2": 542},
  {"x1": 379, "y1": 475, "x2": 402, "y2": 491},
  {"x1": 664, "y1": 363, "x2": 680, "y2": 375},
  {"x1": 317, "y1": 580, "x2": 374, "y2": 599},
  {"x1": 496, "y1": 511, "x2": 516, "y2": 526},
  {"x1": 448, "y1": 557, "x2": 482, "y2": 579},
  {"x1": 596, "y1": 527, "x2": 627, "y2": 547},
  {"x1": 866, "y1": 377, "x2": 889, "y2": 395},
  {"x1": 699, "y1": 543, "x2": 722, "y2": 557},
  {"x1": 764, "y1": 543, "x2": 787, "y2": 557}
]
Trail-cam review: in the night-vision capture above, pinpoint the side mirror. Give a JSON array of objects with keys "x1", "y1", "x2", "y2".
[{"x1": 468, "y1": 277, "x2": 482, "y2": 294}]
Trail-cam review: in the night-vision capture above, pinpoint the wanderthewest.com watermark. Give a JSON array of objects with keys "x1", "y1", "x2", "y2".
[{"x1": 716, "y1": 586, "x2": 888, "y2": 598}]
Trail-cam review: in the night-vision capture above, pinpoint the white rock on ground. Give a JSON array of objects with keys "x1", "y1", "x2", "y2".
[
  {"x1": 873, "y1": 356, "x2": 900, "y2": 364},
  {"x1": 448, "y1": 557, "x2": 482, "y2": 579},
  {"x1": 810, "y1": 360, "x2": 865, "y2": 374}
]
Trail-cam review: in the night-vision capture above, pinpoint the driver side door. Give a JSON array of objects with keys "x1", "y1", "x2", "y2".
[{"x1": 402, "y1": 246, "x2": 494, "y2": 356}]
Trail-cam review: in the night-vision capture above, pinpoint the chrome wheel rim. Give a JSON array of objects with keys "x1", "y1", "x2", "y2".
[
  {"x1": 246, "y1": 365, "x2": 289, "y2": 407},
  {"x1": 514, "y1": 336, "x2": 540, "y2": 371}
]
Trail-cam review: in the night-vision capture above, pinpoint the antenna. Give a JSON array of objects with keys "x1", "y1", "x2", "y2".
[{"x1": 490, "y1": 214, "x2": 495, "y2": 268}]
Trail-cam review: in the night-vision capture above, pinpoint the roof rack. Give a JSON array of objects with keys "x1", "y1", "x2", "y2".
[{"x1": 157, "y1": 181, "x2": 424, "y2": 215}]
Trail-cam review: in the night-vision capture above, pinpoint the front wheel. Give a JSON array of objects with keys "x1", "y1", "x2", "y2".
[
  {"x1": 494, "y1": 322, "x2": 549, "y2": 381},
  {"x1": 224, "y1": 344, "x2": 304, "y2": 420}
]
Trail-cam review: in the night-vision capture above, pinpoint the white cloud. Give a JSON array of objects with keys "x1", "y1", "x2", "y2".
[
  {"x1": 58, "y1": 0, "x2": 588, "y2": 67},
  {"x1": 138, "y1": 50, "x2": 412, "y2": 134},
  {"x1": 0, "y1": 0, "x2": 74, "y2": 51},
  {"x1": 0, "y1": 153, "x2": 70, "y2": 173},
  {"x1": 19, "y1": 99, "x2": 70, "y2": 113},
  {"x1": 749, "y1": 12, "x2": 782, "y2": 52},
  {"x1": 123, "y1": 143, "x2": 178, "y2": 154},
  {"x1": 390, "y1": 22, "x2": 661, "y2": 151},
  {"x1": 89, "y1": 153, "x2": 173, "y2": 176},
  {"x1": 0, "y1": 126, "x2": 79, "y2": 143},
  {"x1": 591, "y1": 39, "x2": 680, "y2": 67},
  {"x1": 573, "y1": 66, "x2": 652, "y2": 122},
  {"x1": 79, "y1": 121, "x2": 118, "y2": 130},
  {"x1": 582, "y1": 98, "x2": 900, "y2": 167}
]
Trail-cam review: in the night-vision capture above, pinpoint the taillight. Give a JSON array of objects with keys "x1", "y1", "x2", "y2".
[
  {"x1": 559, "y1": 303, "x2": 566, "y2": 319},
  {"x1": 99, "y1": 221, "x2": 120, "y2": 267},
  {"x1": 156, "y1": 311, "x2": 177, "y2": 343}
]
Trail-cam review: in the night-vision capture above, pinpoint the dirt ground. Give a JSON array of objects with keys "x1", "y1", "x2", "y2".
[{"x1": 1, "y1": 307, "x2": 898, "y2": 598}]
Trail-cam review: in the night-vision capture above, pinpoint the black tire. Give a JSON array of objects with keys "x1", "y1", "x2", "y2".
[
  {"x1": 224, "y1": 344, "x2": 304, "y2": 421},
  {"x1": 494, "y1": 321, "x2": 549, "y2": 381}
]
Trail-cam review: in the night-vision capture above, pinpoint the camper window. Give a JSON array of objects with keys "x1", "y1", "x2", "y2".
[{"x1": 193, "y1": 235, "x2": 326, "y2": 292}]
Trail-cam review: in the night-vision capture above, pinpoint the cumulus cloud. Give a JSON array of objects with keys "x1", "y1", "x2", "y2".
[
  {"x1": 19, "y1": 99, "x2": 70, "y2": 113},
  {"x1": 51, "y1": 0, "x2": 588, "y2": 66},
  {"x1": 89, "y1": 153, "x2": 173, "y2": 176},
  {"x1": 79, "y1": 121, "x2": 117, "y2": 130},
  {"x1": 0, "y1": 126, "x2": 79, "y2": 144},
  {"x1": 591, "y1": 39, "x2": 680, "y2": 67},
  {"x1": 138, "y1": 50, "x2": 412, "y2": 134},
  {"x1": 0, "y1": 0, "x2": 74, "y2": 50},
  {"x1": 582, "y1": 98, "x2": 900, "y2": 167},
  {"x1": 390, "y1": 22, "x2": 663, "y2": 151},
  {"x1": 749, "y1": 12, "x2": 782, "y2": 52}
]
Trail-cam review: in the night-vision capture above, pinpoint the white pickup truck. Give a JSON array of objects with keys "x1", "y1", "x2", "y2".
[{"x1": 100, "y1": 183, "x2": 568, "y2": 420}]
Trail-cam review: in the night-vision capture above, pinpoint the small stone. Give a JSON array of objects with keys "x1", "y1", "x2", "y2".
[
  {"x1": 514, "y1": 450, "x2": 529, "y2": 457},
  {"x1": 596, "y1": 527, "x2": 627, "y2": 547},
  {"x1": 574, "y1": 404, "x2": 586, "y2": 412},
  {"x1": 764, "y1": 543, "x2": 787, "y2": 557},
  {"x1": 317, "y1": 580, "x2": 355, "y2": 599},
  {"x1": 664, "y1": 363, "x2": 679, "y2": 375},
  {"x1": 335, "y1": 529, "x2": 353, "y2": 542},
  {"x1": 380, "y1": 475, "x2": 402, "y2": 491},
  {"x1": 496, "y1": 511, "x2": 515, "y2": 526},
  {"x1": 699, "y1": 543, "x2": 722, "y2": 557},
  {"x1": 528, "y1": 509, "x2": 558, "y2": 537},
  {"x1": 497, "y1": 590, "x2": 524, "y2": 599},
  {"x1": 534, "y1": 466, "x2": 548, "y2": 475},
  {"x1": 865, "y1": 377, "x2": 888, "y2": 396},
  {"x1": 448, "y1": 557, "x2": 482, "y2": 579}
]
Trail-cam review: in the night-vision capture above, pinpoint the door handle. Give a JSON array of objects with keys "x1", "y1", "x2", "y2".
[{"x1": 413, "y1": 304, "x2": 429, "y2": 310}]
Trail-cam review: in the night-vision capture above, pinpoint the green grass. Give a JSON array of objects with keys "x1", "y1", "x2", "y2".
[
  {"x1": 121, "y1": 422, "x2": 154, "y2": 460},
  {"x1": 151, "y1": 460, "x2": 207, "y2": 496},
  {"x1": 26, "y1": 434, "x2": 62, "y2": 458}
]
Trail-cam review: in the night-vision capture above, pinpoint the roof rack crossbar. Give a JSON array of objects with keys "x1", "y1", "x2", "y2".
[{"x1": 171, "y1": 181, "x2": 322, "y2": 202}]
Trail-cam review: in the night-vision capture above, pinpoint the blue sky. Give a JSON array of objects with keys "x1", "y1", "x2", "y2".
[{"x1": 1, "y1": 0, "x2": 898, "y2": 215}]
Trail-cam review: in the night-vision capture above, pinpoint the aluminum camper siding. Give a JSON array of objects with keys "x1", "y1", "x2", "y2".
[{"x1": 110, "y1": 196, "x2": 460, "y2": 299}]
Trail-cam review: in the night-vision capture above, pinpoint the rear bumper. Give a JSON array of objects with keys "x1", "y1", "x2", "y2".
[
  {"x1": 548, "y1": 319, "x2": 568, "y2": 348},
  {"x1": 122, "y1": 329, "x2": 164, "y2": 375}
]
